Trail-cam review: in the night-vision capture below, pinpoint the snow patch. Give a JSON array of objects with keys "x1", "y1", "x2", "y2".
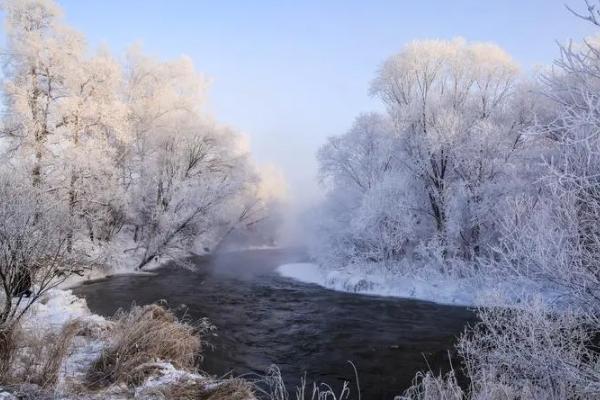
[
  {"x1": 23, "y1": 289, "x2": 106, "y2": 330},
  {"x1": 0, "y1": 391, "x2": 16, "y2": 400},
  {"x1": 134, "y1": 362, "x2": 205, "y2": 397}
]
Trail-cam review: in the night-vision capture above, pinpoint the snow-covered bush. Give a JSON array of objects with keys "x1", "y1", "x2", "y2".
[
  {"x1": 400, "y1": 301, "x2": 600, "y2": 399},
  {"x1": 349, "y1": 173, "x2": 430, "y2": 266},
  {"x1": 0, "y1": 170, "x2": 84, "y2": 375},
  {"x1": 459, "y1": 300, "x2": 600, "y2": 398}
]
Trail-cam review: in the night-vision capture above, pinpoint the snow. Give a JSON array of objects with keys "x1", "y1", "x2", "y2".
[
  {"x1": 15, "y1": 289, "x2": 111, "y2": 393},
  {"x1": 60, "y1": 269, "x2": 157, "y2": 290},
  {"x1": 277, "y1": 263, "x2": 325, "y2": 286},
  {"x1": 23, "y1": 289, "x2": 105, "y2": 329},
  {"x1": 135, "y1": 364, "x2": 256, "y2": 400},
  {"x1": 277, "y1": 262, "x2": 475, "y2": 305},
  {"x1": 9, "y1": 288, "x2": 256, "y2": 399},
  {"x1": 133, "y1": 362, "x2": 205, "y2": 398},
  {"x1": 277, "y1": 262, "x2": 566, "y2": 307},
  {"x1": 54, "y1": 239, "x2": 158, "y2": 290}
]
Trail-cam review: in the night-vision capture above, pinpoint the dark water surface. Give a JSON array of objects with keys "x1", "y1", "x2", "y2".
[{"x1": 73, "y1": 248, "x2": 476, "y2": 399}]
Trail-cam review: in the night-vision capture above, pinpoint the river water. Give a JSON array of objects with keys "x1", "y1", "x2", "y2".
[{"x1": 73, "y1": 248, "x2": 476, "y2": 399}]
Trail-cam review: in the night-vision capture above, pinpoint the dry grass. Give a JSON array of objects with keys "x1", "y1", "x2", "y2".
[
  {"x1": 4, "y1": 320, "x2": 82, "y2": 388},
  {"x1": 85, "y1": 303, "x2": 205, "y2": 388},
  {"x1": 36, "y1": 320, "x2": 82, "y2": 388},
  {"x1": 398, "y1": 370, "x2": 464, "y2": 400},
  {"x1": 251, "y1": 364, "x2": 357, "y2": 400},
  {"x1": 149, "y1": 377, "x2": 256, "y2": 400}
]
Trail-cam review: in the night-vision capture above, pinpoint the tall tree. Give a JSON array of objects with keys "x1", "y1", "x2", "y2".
[
  {"x1": 1, "y1": 0, "x2": 84, "y2": 187},
  {"x1": 371, "y1": 39, "x2": 520, "y2": 257}
]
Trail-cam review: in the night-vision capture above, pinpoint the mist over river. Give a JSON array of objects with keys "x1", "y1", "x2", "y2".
[{"x1": 73, "y1": 248, "x2": 475, "y2": 399}]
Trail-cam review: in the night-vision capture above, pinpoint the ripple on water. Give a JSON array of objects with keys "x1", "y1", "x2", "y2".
[{"x1": 73, "y1": 248, "x2": 476, "y2": 400}]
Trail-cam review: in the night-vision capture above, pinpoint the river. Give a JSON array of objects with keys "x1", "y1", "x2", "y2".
[{"x1": 73, "y1": 248, "x2": 476, "y2": 399}]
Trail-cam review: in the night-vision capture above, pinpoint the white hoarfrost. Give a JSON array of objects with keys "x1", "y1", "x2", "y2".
[{"x1": 133, "y1": 363, "x2": 205, "y2": 399}]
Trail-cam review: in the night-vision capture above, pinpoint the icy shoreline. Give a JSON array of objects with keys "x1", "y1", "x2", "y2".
[
  {"x1": 277, "y1": 263, "x2": 564, "y2": 308},
  {"x1": 277, "y1": 263, "x2": 475, "y2": 306}
]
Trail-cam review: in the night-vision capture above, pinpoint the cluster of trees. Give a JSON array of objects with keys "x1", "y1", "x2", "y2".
[
  {"x1": 314, "y1": 1, "x2": 600, "y2": 397},
  {"x1": 315, "y1": 38, "x2": 543, "y2": 269},
  {"x1": 0, "y1": 0, "x2": 279, "y2": 339}
]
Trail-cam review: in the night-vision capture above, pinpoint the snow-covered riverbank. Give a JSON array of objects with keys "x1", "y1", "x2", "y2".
[
  {"x1": 277, "y1": 263, "x2": 564, "y2": 307},
  {"x1": 1, "y1": 288, "x2": 256, "y2": 400}
]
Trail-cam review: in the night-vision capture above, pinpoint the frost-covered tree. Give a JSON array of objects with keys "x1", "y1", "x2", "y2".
[
  {"x1": 370, "y1": 39, "x2": 522, "y2": 258},
  {"x1": 315, "y1": 40, "x2": 530, "y2": 270},
  {"x1": 0, "y1": 0, "x2": 280, "y2": 378},
  {"x1": 1, "y1": 0, "x2": 85, "y2": 187},
  {"x1": 119, "y1": 49, "x2": 263, "y2": 269},
  {"x1": 493, "y1": 29, "x2": 600, "y2": 309},
  {"x1": 402, "y1": 5, "x2": 600, "y2": 399},
  {"x1": 318, "y1": 113, "x2": 398, "y2": 194},
  {"x1": 0, "y1": 0, "x2": 129, "y2": 254},
  {"x1": 0, "y1": 170, "x2": 83, "y2": 375},
  {"x1": 314, "y1": 113, "x2": 416, "y2": 266},
  {"x1": 0, "y1": 0, "x2": 279, "y2": 272}
]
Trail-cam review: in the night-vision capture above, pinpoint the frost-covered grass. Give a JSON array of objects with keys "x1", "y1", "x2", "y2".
[
  {"x1": 2, "y1": 290, "x2": 112, "y2": 395},
  {"x1": 86, "y1": 303, "x2": 206, "y2": 388},
  {"x1": 0, "y1": 289, "x2": 257, "y2": 400}
]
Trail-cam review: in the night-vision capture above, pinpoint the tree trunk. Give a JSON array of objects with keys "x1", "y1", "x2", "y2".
[
  {"x1": 0, "y1": 327, "x2": 15, "y2": 380},
  {"x1": 136, "y1": 254, "x2": 155, "y2": 270},
  {"x1": 67, "y1": 170, "x2": 77, "y2": 252}
]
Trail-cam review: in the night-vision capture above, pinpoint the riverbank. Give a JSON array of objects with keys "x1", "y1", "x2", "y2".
[
  {"x1": 73, "y1": 248, "x2": 474, "y2": 398},
  {"x1": 58, "y1": 249, "x2": 168, "y2": 290},
  {"x1": 277, "y1": 262, "x2": 565, "y2": 307},
  {"x1": 0, "y1": 288, "x2": 257, "y2": 399}
]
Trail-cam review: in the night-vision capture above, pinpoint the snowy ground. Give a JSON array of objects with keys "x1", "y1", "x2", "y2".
[
  {"x1": 277, "y1": 263, "x2": 565, "y2": 307},
  {"x1": 2, "y1": 289, "x2": 255, "y2": 399}
]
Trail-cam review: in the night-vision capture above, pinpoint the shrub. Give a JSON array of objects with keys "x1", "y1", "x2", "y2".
[
  {"x1": 86, "y1": 304, "x2": 209, "y2": 388},
  {"x1": 457, "y1": 303, "x2": 600, "y2": 399},
  {"x1": 398, "y1": 371, "x2": 463, "y2": 400}
]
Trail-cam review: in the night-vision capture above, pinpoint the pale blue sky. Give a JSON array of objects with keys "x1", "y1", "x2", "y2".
[{"x1": 42, "y1": 1, "x2": 600, "y2": 203}]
